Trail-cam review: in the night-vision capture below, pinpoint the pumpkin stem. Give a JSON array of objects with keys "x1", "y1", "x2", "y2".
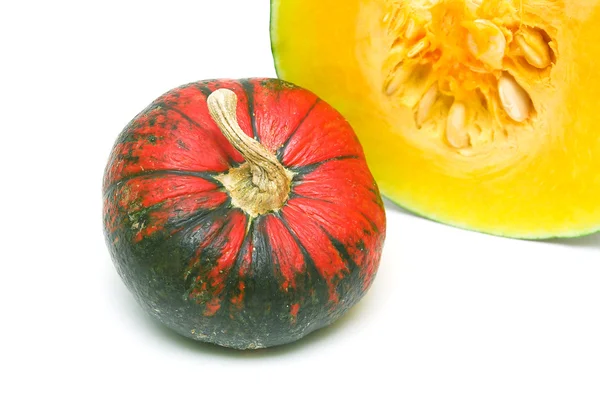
[{"x1": 207, "y1": 88, "x2": 293, "y2": 217}]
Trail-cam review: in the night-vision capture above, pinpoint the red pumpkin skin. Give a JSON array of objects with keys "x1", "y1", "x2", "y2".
[{"x1": 103, "y1": 78, "x2": 386, "y2": 349}]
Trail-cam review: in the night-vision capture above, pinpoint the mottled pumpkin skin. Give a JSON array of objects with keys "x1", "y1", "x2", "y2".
[{"x1": 103, "y1": 78, "x2": 386, "y2": 349}]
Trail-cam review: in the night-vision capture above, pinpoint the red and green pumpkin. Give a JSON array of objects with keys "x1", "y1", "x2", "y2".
[{"x1": 103, "y1": 78, "x2": 386, "y2": 349}]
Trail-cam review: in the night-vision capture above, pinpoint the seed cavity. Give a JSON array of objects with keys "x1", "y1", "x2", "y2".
[
  {"x1": 446, "y1": 101, "x2": 470, "y2": 148},
  {"x1": 514, "y1": 27, "x2": 552, "y2": 69},
  {"x1": 381, "y1": 1, "x2": 555, "y2": 154},
  {"x1": 497, "y1": 74, "x2": 532, "y2": 123}
]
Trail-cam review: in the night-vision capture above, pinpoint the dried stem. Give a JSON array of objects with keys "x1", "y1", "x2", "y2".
[{"x1": 207, "y1": 88, "x2": 293, "y2": 217}]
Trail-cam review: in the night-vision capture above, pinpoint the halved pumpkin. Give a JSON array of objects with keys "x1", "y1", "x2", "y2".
[{"x1": 271, "y1": 0, "x2": 600, "y2": 238}]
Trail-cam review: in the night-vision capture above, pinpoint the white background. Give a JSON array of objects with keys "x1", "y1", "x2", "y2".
[{"x1": 2, "y1": 1, "x2": 599, "y2": 399}]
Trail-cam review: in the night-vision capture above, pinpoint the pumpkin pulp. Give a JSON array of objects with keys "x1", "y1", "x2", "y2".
[{"x1": 271, "y1": 0, "x2": 600, "y2": 238}]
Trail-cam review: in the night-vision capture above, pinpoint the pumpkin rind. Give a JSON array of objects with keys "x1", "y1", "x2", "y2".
[{"x1": 103, "y1": 78, "x2": 386, "y2": 349}]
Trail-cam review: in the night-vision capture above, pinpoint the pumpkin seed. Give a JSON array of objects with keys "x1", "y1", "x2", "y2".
[
  {"x1": 498, "y1": 74, "x2": 532, "y2": 122},
  {"x1": 515, "y1": 27, "x2": 552, "y2": 69},
  {"x1": 404, "y1": 18, "x2": 423, "y2": 41},
  {"x1": 466, "y1": 19, "x2": 506, "y2": 70},
  {"x1": 466, "y1": 0, "x2": 483, "y2": 12},
  {"x1": 407, "y1": 37, "x2": 430, "y2": 58},
  {"x1": 446, "y1": 101, "x2": 470, "y2": 148},
  {"x1": 386, "y1": 6, "x2": 407, "y2": 34},
  {"x1": 415, "y1": 83, "x2": 439, "y2": 127},
  {"x1": 383, "y1": 63, "x2": 413, "y2": 96}
]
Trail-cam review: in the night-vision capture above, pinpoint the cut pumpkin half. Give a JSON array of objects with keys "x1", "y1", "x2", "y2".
[{"x1": 271, "y1": 0, "x2": 600, "y2": 238}]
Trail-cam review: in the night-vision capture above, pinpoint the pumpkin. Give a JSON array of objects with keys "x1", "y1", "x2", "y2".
[
  {"x1": 270, "y1": 0, "x2": 600, "y2": 238},
  {"x1": 103, "y1": 78, "x2": 386, "y2": 349}
]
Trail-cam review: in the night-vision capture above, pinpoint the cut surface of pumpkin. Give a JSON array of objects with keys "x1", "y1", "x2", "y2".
[{"x1": 271, "y1": 0, "x2": 600, "y2": 238}]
